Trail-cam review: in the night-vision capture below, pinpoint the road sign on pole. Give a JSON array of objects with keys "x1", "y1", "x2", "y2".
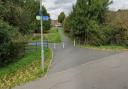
[
  {"x1": 36, "y1": 16, "x2": 49, "y2": 21},
  {"x1": 37, "y1": 0, "x2": 49, "y2": 73},
  {"x1": 42, "y1": 16, "x2": 49, "y2": 21}
]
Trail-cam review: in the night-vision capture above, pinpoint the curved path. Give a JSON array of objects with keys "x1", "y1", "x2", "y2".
[
  {"x1": 48, "y1": 29, "x2": 119, "y2": 74},
  {"x1": 14, "y1": 29, "x2": 128, "y2": 89}
]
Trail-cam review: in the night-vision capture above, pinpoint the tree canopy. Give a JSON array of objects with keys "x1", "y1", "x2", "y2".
[
  {"x1": 58, "y1": 12, "x2": 65, "y2": 24},
  {"x1": 42, "y1": 6, "x2": 51, "y2": 32},
  {"x1": 64, "y1": 0, "x2": 109, "y2": 45},
  {"x1": 64, "y1": 0, "x2": 127, "y2": 47},
  {"x1": 0, "y1": 0, "x2": 51, "y2": 34}
]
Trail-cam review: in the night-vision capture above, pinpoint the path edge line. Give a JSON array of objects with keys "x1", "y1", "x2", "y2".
[{"x1": 44, "y1": 49, "x2": 54, "y2": 77}]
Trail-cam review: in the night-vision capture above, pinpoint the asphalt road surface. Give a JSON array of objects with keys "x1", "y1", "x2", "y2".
[{"x1": 14, "y1": 29, "x2": 128, "y2": 89}]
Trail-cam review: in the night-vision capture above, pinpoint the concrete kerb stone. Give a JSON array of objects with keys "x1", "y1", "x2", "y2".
[{"x1": 44, "y1": 49, "x2": 54, "y2": 78}]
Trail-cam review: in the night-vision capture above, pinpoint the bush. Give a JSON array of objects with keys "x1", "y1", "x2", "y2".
[
  {"x1": 86, "y1": 20, "x2": 105, "y2": 46},
  {"x1": 101, "y1": 25, "x2": 128, "y2": 47},
  {"x1": 63, "y1": 17, "x2": 71, "y2": 33},
  {"x1": 0, "y1": 20, "x2": 25, "y2": 67},
  {"x1": 111, "y1": 28, "x2": 128, "y2": 47},
  {"x1": 10, "y1": 42, "x2": 25, "y2": 59},
  {"x1": 0, "y1": 29, "x2": 12, "y2": 67}
]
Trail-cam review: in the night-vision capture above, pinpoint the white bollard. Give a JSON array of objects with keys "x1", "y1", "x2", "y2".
[
  {"x1": 54, "y1": 43, "x2": 56, "y2": 49},
  {"x1": 63, "y1": 42, "x2": 64, "y2": 48},
  {"x1": 74, "y1": 39, "x2": 76, "y2": 47}
]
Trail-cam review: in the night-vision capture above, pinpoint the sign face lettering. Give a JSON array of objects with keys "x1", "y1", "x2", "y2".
[{"x1": 36, "y1": 16, "x2": 49, "y2": 21}]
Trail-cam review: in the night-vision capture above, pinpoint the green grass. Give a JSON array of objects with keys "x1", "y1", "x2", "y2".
[
  {"x1": 97, "y1": 45, "x2": 126, "y2": 49},
  {"x1": 44, "y1": 28, "x2": 61, "y2": 43},
  {"x1": 29, "y1": 27, "x2": 61, "y2": 43},
  {"x1": 32, "y1": 36, "x2": 41, "y2": 42},
  {"x1": 80, "y1": 44, "x2": 127, "y2": 51},
  {"x1": 0, "y1": 48, "x2": 52, "y2": 89},
  {"x1": 30, "y1": 33, "x2": 41, "y2": 42}
]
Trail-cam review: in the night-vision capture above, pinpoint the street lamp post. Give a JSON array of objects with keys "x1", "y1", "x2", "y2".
[{"x1": 40, "y1": 0, "x2": 44, "y2": 73}]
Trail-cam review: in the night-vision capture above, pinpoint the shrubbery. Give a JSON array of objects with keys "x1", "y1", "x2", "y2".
[
  {"x1": 63, "y1": 0, "x2": 128, "y2": 48},
  {"x1": 0, "y1": 20, "x2": 25, "y2": 67},
  {"x1": 0, "y1": 0, "x2": 40, "y2": 35},
  {"x1": 63, "y1": 0, "x2": 110, "y2": 46},
  {"x1": 0, "y1": 29, "x2": 12, "y2": 67},
  {"x1": 110, "y1": 28, "x2": 128, "y2": 47}
]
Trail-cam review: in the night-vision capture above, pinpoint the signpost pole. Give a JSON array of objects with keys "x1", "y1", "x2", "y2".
[{"x1": 40, "y1": 0, "x2": 44, "y2": 73}]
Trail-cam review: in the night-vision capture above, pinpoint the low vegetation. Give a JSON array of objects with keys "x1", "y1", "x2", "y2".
[
  {"x1": 0, "y1": 48, "x2": 52, "y2": 89},
  {"x1": 44, "y1": 28, "x2": 61, "y2": 43},
  {"x1": 80, "y1": 45, "x2": 127, "y2": 51},
  {"x1": 0, "y1": 20, "x2": 25, "y2": 67},
  {"x1": 29, "y1": 28, "x2": 61, "y2": 43}
]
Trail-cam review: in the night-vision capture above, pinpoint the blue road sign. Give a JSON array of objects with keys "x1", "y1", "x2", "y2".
[
  {"x1": 36, "y1": 16, "x2": 49, "y2": 21},
  {"x1": 42, "y1": 16, "x2": 49, "y2": 21}
]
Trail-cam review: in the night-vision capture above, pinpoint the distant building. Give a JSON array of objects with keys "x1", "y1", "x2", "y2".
[{"x1": 51, "y1": 20, "x2": 61, "y2": 27}]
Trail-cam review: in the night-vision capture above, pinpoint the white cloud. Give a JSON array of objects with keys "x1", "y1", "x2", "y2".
[
  {"x1": 42, "y1": 0, "x2": 128, "y2": 20},
  {"x1": 42, "y1": 0, "x2": 76, "y2": 20},
  {"x1": 109, "y1": 0, "x2": 128, "y2": 11}
]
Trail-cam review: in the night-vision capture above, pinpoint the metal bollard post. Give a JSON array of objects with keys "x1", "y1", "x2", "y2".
[
  {"x1": 74, "y1": 39, "x2": 75, "y2": 47},
  {"x1": 62, "y1": 41, "x2": 64, "y2": 48},
  {"x1": 54, "y1": 42, "x2": 56, "y2": 49}
]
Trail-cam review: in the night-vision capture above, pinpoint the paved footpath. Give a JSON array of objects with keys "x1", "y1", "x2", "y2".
[{"x1": 14, "y1": 29, "x2": 128, "y2": 89}]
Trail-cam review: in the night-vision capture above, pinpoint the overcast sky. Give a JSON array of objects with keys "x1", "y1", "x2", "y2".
[{"x1": 42, "y1": 0, "x2": 128, "y2": 20}]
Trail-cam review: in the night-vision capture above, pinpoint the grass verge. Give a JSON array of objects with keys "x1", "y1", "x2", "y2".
[
  {"x1": 79, "y1": 45, "x2": 128, "y2": 51},
  {"x1": 44, "y1": 27, "x2": 61, "y2": 43},
  {"x1": 28, "y1": 27, "x2": 61, "y2": 43},
  {"x1": 0, "y1": 48, "x2": 52, "y2": 89}
]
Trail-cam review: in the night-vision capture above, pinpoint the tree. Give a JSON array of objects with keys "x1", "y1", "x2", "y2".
[
  {"x1": 64, "y1": 0, "x2": 110, "y2": 45},
  {"x1": 0, "y1": 0, "x2": 41, "y2": 34},
  {"x1": 0, "y1": 20, "x2": 25, "y2": 67},
  {"x1": 42, "y1": 6, "x2": 51, "y2": 32},
  {"x1": 63, "y1": 16, "x2": 71, "y2": 33},
  {"x1": 0, "y1": 0, "x2": 51, "y2": 67},
  {"x1": 58, "y1": 12, "x2": 65, "y2": 24},
  {"x1": 35, "y1": 6, "x2": 51, "y2": 33}
]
